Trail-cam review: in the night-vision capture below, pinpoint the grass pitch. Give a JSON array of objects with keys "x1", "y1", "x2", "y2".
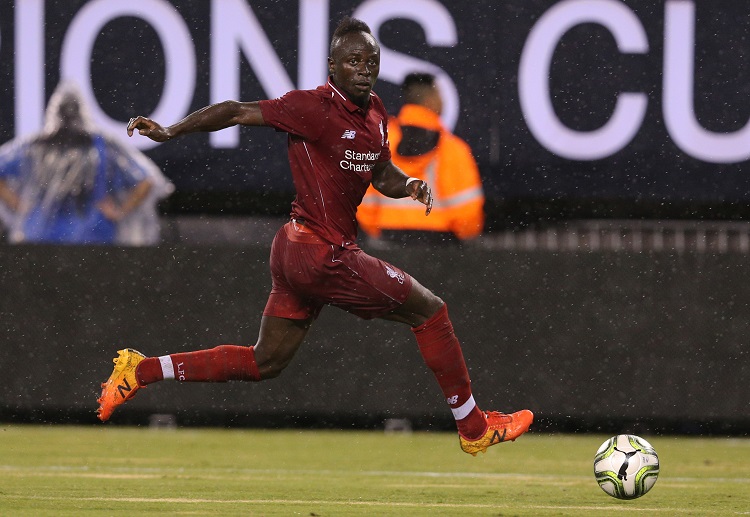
[{"x1": 1, "y1": 425, "x2": 748, "y2": 516}]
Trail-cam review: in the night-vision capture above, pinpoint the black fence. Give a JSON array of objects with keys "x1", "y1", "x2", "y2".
[{"x1": 1, "y1": 242, "x2": 747, "y2": 434}]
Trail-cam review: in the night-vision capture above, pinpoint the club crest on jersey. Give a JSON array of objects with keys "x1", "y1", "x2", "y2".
[
  {"x1": 341, "y1": 129, "x2": 356, "y2": 140},
  {"x1": 384, "y1": 264, "x2": 405, "y2": 284}
]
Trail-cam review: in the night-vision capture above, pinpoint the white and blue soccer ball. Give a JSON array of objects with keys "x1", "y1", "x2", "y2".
[{"x1": 593, "y1": 434, "x2": 660, "y2": 499}]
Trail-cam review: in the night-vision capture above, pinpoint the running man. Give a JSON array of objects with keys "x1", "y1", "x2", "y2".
[{"x1": 98, "y1": 17, "x2": 533, "y2": 455}]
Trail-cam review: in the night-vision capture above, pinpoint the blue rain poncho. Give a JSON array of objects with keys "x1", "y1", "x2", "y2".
[{"x1": 0, "y1": 82, "x2": 173, "y2": 245}]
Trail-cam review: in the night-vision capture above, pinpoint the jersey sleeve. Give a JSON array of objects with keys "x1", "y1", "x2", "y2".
[{"x1": 259, "y1": 90, "x2": 327, "y2": 141}]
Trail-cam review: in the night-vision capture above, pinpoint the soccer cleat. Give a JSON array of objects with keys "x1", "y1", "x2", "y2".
[
  {"x1": 96, "y1": 348, "x2": 146, "y2": 422},
  {"x1": 459, "y1": 409, "x2": 534, "y2": 456}
]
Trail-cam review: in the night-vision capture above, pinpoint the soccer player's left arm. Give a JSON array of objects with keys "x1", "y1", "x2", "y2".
[{"x1": 371, "y1": 160, "x2": 432, "y2": 215}]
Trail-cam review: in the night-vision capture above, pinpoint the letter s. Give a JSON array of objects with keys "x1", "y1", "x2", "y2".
[{"x1": 354, "y1": 0, "x2": 460, "y2": 130}]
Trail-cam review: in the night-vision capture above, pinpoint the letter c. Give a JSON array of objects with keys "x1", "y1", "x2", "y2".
[{"x1": 519, "y1": 0, "x2": 649, "y2": 160}]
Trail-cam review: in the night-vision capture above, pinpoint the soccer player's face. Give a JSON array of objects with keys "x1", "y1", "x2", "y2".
[{"x1": 329, "y1": 32, "x2": 380, "y2": 107}]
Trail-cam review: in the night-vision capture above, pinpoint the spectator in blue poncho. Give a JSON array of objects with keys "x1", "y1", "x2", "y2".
[{"x1": 0, "y1": 81, "x2": 173, "y2": 245}]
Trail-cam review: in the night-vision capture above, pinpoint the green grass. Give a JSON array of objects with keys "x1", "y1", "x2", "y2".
[{"x1": 1, "y1": 425, "x2": 748, "y2": 516}]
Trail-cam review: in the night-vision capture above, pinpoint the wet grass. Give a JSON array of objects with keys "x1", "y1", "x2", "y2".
[{"x1": 1, "y1": 425, "x2": 748, "y2": 516}]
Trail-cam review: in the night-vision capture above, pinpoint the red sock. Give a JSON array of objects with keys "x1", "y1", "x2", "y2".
[
  {"x1": 412, "y1": 304, "x2": 486, "y2": 440},
  {"x1": 136, "y1": 345, "x2": 261, "y2": 385}
]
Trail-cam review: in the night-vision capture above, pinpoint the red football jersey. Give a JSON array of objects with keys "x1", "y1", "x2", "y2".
[{"x1": 259, "y1": 78, "x2": 391, "y2": 246}]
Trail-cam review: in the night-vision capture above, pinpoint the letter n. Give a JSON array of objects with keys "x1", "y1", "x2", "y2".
[{"x1": 117, "y1": 379, "x2": 132, "y2": 398}]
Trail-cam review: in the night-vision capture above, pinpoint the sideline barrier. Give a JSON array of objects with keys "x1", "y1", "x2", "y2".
[{"x1": 0, "y1": 244, "x2": 746, "y2": 431}]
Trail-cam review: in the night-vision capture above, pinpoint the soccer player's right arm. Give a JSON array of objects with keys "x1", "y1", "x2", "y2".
[{"x1": 127, "y1": 101, "x2": 266, "y2": 142}]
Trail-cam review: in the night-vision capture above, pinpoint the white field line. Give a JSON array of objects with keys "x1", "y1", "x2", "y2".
[
  {"x1": 0, "y1": 494, "x2": 730, "y2": 514},
  {"x1": 1, "y1": 464, "x2": 749, "y2": 484},
  {"x1": 2, "y1": 467, "x2": 748, "y2": 515}
]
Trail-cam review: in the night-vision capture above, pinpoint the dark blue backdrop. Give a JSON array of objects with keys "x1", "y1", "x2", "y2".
[{"x1": 1, "y1": 1, "x2": 749, "y2": 220}]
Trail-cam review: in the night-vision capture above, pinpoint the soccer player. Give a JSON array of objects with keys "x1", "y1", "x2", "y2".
[{"x1": 98, "y1": 17, "x2": 533, "y2": 455}]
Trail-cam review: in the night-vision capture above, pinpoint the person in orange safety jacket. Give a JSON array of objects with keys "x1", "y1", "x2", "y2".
[{"x1": 357, "y1": 72, "x2": 484, "y2": 244}]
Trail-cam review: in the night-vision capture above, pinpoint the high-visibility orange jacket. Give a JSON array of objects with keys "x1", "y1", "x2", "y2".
[{"x1": 357, "y1": 104, "x2": 484, "y2": 240}]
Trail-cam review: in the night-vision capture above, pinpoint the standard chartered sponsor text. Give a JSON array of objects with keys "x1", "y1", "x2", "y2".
[{"x1": 340, "y1": 149, "x2": 381, "y2": 172}]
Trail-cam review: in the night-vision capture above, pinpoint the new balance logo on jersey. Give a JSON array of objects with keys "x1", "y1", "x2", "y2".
[{"x1": 341, "y1": 129, "x2": 356, "y2": 139}]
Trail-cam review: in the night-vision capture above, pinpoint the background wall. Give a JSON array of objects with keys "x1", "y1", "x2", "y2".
[{"x1": 1, "y1": 243, "x2": 746, "y2": 433}]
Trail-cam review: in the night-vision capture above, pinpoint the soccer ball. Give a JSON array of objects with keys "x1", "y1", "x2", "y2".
[{"x1": 593, "y1": 434, "x2": 659, "y2": 499}]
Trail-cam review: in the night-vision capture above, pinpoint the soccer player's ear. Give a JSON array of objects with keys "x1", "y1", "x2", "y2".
[{"x1": 327, "y1": 57, "x2": 335, "y2": 75}]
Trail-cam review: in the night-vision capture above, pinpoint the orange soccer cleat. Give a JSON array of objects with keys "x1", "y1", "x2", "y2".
[
  {"x1": 459, "y1": 409, "x2": 534, "y2": 456},
  {"x1": 96, "y1": 348, "x2": 146, "y2": 422}
]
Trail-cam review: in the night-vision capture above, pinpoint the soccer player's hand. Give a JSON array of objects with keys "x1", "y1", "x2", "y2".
[
  {"x1": 408, "y1": 179, "x2": 433, "y2": 216},
  {"x1": 127, "y1": 116, "x2": 171, "y2": 142}
]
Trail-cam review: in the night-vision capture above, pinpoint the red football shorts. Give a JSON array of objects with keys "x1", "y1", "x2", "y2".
[{"x1": 263, "y1": 221, "x2": 413, "y2": 320}]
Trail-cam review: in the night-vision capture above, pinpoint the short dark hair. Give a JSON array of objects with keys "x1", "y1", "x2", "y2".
[
  {"x1": 402, "y1": 73, "x2": 436, "y2": 91},
  {"x1": 401, "y1": 72, "x2": 436, "y2": 105},
  {"x1": 330, "y1": 17, "x2": 372, "y2": 55}
]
